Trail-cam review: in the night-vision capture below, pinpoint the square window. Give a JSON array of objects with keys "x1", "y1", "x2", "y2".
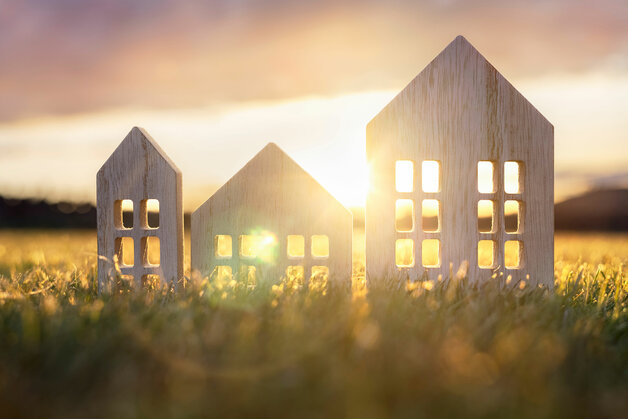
[
  {"x1": 114, "y1": 237, "x2": 134, "y2": 267},
  {"x1": 505, "y1": 241, "x2": 522, "y2": 269},
  {"x1": 477, "y1": 161, "x2": 495, "y2": 193},
  {"x1": 395, "y1": 160, "x2": 414, "y2": 192},
  {"x1": 114, "y1": 199, "x2": 134, "y2": 229},
  {"x1": 395, "y1": 239, "x2": 414, "y2": 267},
  {"x1": 141, "y1": 236, "x2": 160, "y2": 267},
  {"x1": 310, "y1": 266, "x2": 329, "y2": 293},
  {"x1": 214, "y1": 265, "x2": 233, "y2": 280},
  {"x1": 239, "y1": 235, "x2": 259, "y2": 258},
  {"x1": 395, "y1": 199, "x2": 414, "y2": 232},
  {"x1": 286, "y1": 266, "x2": 305, "y2": 288},
  {"x1": 422, "y1": 161, "x2": 440, "y2": 193},
  {"x1": 422, "y1": 239, "x2": 440, "y2": 268},
  {"x1": 422, "y1": 199, "x2": 440, "y2": 232},
  {"x1": 478, "y1": 200, "x2": 494, "y2": 233},
  {"x1": 478, "y1": 240, "x2": 495, "y2": 269},
  {"x1": 311, "y1": 235, "x2": 329, "y2": 258},
  {"x1": 504, "y1": 161, "x2": 522, "y2": 194},
  {"x1": 141, "y1": 274, "x2": 161, "y2": 288},
  {"x1": 505, "y1": 200, "x2": 522, "y2": 234},
  {"x1": 141, "y1": 199, "x2": 159, "y2": 229},
  {"x1": 214, "y1": 235, "x2": 232, "y2": 258},
  {"x1": 287, "y1": 235, "x2": 305, "y2": 258}
]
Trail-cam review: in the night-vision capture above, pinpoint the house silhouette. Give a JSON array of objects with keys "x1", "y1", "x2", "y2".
[
  {"x1": 366, "y1": 36, "x2": 554, "y2": 287},
  {"x1": 96, "y1": 127, "x2": 184, "y2": 291},
  {"x1": 191, "y1": 142, "x2": 352, "y2": 288}
]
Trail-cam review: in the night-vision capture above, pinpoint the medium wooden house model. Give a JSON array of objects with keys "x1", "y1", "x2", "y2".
[
  {"x1": 191, "y1": 143, "x2": 352, "y2": 288},
  {"x1": 97, "y1": 127, "x2": 184, "y2": 291},
  {"x1": 366, "y1": 36, "x2": 554, "y2": 287}
]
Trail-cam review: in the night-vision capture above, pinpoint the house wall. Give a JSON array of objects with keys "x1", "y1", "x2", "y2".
[
  {"x1": 97, "y1": 127, "x2": 184, "y2": 291},
  {"x1": 366, "y1": 36, "x2": 554, "y2": 288}
]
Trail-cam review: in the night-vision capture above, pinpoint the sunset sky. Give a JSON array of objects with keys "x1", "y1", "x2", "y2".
[{"x1": 0, "y1": 0, "x2": 627, "y2": 209}]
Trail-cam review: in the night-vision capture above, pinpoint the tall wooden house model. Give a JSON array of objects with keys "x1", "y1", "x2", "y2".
[
  {"x1": 191, "y1": 143, "x2": 352, "y2": 288},
  {"x1": 366, "y1": 36, "x2": 554, "y2": 287},
  {"x1": 97, "y1": 127, "x2": 184, "y2": 291}
]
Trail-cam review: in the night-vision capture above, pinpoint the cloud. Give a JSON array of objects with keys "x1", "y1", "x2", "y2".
[{"x1": 0, "y1": 0, "x2": 627, "y2": 121}]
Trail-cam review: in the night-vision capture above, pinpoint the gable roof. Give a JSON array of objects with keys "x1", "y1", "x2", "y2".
[
  {"x1": 98, "y1": 126, "x2": 181, "y2": 175},
  {"x1": 369, "y1": 35, "x2": 552, "y2": 129},
  {"x1": 195, "y1": 142, "x2": 350, "y2": 217}
]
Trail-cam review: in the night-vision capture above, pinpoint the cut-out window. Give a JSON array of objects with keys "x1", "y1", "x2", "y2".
[
  {"x1": 287, "y1": 235, "x2": 305, "y2": 258},
  {"x1": 478, "y1": 200, "x2": 494, "y2": 233},
  {"x1": 239, "y1": 235, "x2": 259, "y2": 258},
  {"x1": 505, "y1": 200, "x2": 522, "y2": 234},
  {"x1": 310, "y1": 266, "x2": 329, "y2": 293},
  {"x1": 505, "y1": 241, "x2": 522, "y2": 269},
  {"x1": 141, "y1": 199, "x2": 159, "y2": 229},
  {"x1": 478, "y1": 240, "x2": 495, "y2": 269},
  {"x1": 422, "y1": 199, "x2": 440, "y2": 232},
  {"x1": 395, "y1": 160, "x2": 414, "y2": 193},
  {"x1": 242, "y1": 266, "x2": 256, "y2": 286},
  {"x1": 214, "y1": 265, "x2": 233, "y2": 280},
  {"x1": 311, "y1": 235, "x2": 329, "y2": 258},
  {"x1": 214, "y1": 235, "x2": 232, "y2": 258},
  {"x1": 142, "y1": 274, "x2": 161, "y2": 288},
  {"x1": 142, "y1": 236, "x2": 160, "y2": 267},
  {"x1": 395, "y1": 239, "x2": 414, "y2": 267},
  {"x1": 114, "y1": 199, "x2": 134, "y2": 229},
  {"x1": 422, "y1": 239, "x2": 440, "y2": 268},
  {"x1": 477, "y1": 161, "x2": 494, "y2": 193},
  {"x1": 114, "y1": 237, "x2": 134, "y2": 267},
  {"x1": 422, "y1": 161, "x2": 440, "y2": 193},
  {"x1": 395, "y1": 199, "x2": 414, "y2": 232},
  {"x1": 286, "y1": 266, "x2": 305, "y2": 288},
  {"x1": 504, "y1": 161, "x2": 521, "y2": 194}
]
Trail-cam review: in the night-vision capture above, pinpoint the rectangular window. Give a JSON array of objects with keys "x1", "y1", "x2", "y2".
[
  {"x1": 310, "y1": 266, "x2": 329, "y2": 293},
  {"x1": 478, "y1": 240, "x2": 495, "y2": 269},
  {"x1": 504, "y1": 161, "x2": 522, "y2": 194},
  {"x1": 395, "y1": 199, "x2": 414, "y2": 232},
  {"x1": 504, "y1": 200, "x2": 521, "y2": 234},
  {"x1": 214, "y1": 235, "x2": 232, "y2": 258},
  {"x1": 214, "y1": 265, "x2": 233, "y2": 280},
  {"x1": 114, "y1": 199, "x2": 134, "y2": 229},
  {"x1": 141, "y1": 236, "x2": 160, "y2": 267},
  {"x1": 311, "y1": 235, "x2": 329, "y2": 258},
  {"x1": 287, "y1": 235, "x2": 305, "y2": 258},
  {"x1": 114, "y1": 237, "x2": 134, "y2": 267},
  {"x1": 477, "y1": 200, "x2": 494, "y2": 233},
  {"x1": 477, "y1": 161, "x2": 495, "y2": 193},
  {"x1": 141, "y1": 199, "x2": 159, "y2": 229},
  {"x1": 422, "y1": 161, "x2": 440, "y2": 193},
  {"x1": 286, "y1": 266, "x2": 305, "y2": 288},
  {"x1": 395, "y1": 160, "x2": 414, "y2": 192},
  {"x1": 422, "y1": 239, "x2": 440, "y2": 268},
  {"x1": 422, "y1": 199, "x2": 440, "y2": 232},
  {"x1": 395, "y1": 239, "x2": 414, "y2": 267},
  {"x1": 505, "y1": 241, "x2": 522, "y2": 269},
  {"x1": 239, "y1": 235, "x2": 258, "y2": 258},
  {"x1": 142, "y1": 274, "x2": 161, "y2": 288}
]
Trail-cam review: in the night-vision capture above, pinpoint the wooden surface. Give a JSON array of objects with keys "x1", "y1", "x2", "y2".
[
  {"x1": 366, "y1": 36, "x2": 554, "y2": 287},
  {"x1": 191, "y1": 143, "x2": 352, "y2": 288},
  {"x1": 97, "y1": 127, "x2": 183, "y2": 291}
]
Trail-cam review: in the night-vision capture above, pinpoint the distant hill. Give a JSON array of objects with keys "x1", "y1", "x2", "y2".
[
  {"x1": 555, "y1": 188, "x2": 628, "y2": 231},
  {"x1": 1, "y1": 189, "x2": 627, "y2": 231}
]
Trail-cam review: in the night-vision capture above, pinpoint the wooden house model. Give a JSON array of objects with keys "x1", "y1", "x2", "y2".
[
  {"x1": 191, "y1": 143, "x2": 352, "y2": 288},
  {"x1": 366, "y1": 36, "x2": 554, "y2": 287},
  {"x1": 97, "y1": 127, "x2": 183, "y2": 291}
]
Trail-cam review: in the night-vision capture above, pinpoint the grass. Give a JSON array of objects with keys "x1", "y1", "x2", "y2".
[{"x1": 0, "y1": 230, "x2": 626, "y2": 418}]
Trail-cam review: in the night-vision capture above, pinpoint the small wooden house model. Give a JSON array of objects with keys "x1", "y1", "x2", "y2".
[
  {"x1": 366, "y1": 36, "x2": 554, "y2": 287},
  {"x1": 97, "y1": 127, "x2": 183, "y2": 291},
  {"x1": 191, "y1": 143, "x2": 352, "y2": 289}
]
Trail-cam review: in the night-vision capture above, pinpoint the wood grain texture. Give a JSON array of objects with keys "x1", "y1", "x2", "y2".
[
  {"x1": 97, "y1": 127, "x2": 184, "y2": 291},
  {"x1": 366, "y1": 36, "x2": 554, "y2": 287},
  {"x1": 191, "y1": 143, "x2": 352, "y2": 289}
]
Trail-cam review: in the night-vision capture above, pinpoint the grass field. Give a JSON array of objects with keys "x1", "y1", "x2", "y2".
[{"x1": 0, "y1": 230, "x2": 626, "y2": 418}]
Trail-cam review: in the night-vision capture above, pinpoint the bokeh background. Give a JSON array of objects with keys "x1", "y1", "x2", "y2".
[{"x1": 1, "y1": 0, "x2": 627, "y2": 215}]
